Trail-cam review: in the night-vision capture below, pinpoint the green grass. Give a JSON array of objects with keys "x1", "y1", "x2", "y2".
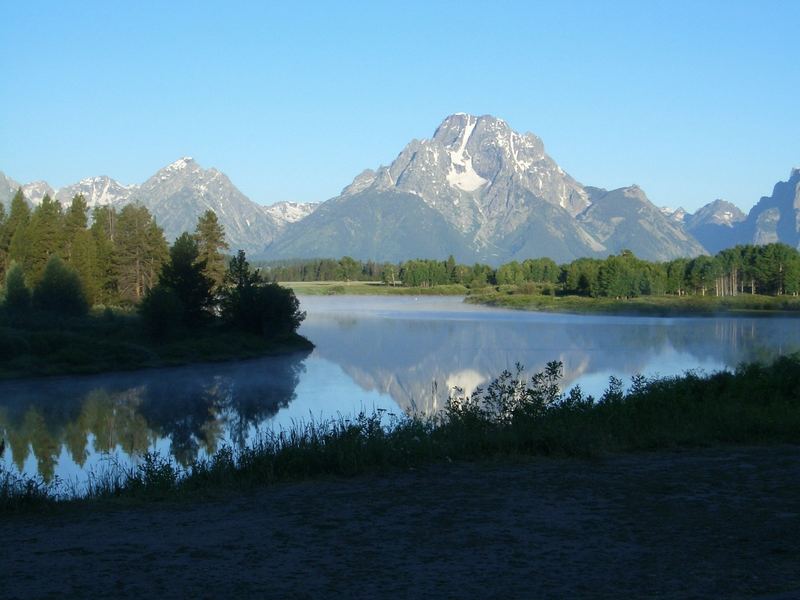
[
  {"x1": 3, "y1": 354, "x2": 800, "y2": 512},
  {"x1": 0, "y1": 307, "x2": 313, "y2": 380},
  {"x1": 467, "y1": 289, "x2": 800, "y2": 316},
  {"x1": 282, "y1": 281, "x2": 469, "y2": 296}
]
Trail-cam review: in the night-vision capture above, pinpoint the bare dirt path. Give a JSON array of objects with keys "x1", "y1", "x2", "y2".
[{"x1": 2, "y1": 446, "x2": 799, "y2": 599}]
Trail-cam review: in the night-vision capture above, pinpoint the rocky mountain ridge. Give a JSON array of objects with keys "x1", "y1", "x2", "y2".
[
  {"x1": 266, "y1": 114, "x2": 706, "y2": 263},
  {"x1": 2, "y1": 117, "x2": 797, "y2": 263}
]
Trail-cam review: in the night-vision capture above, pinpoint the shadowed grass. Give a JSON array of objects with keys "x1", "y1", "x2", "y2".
[{"x1": 2, "y1": 354, "x2": 800, "y2": 511}]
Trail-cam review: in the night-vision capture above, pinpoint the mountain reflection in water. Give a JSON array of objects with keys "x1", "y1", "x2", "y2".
[
  {"x1": 2, "y1": 296, "x2": 799, "y2": 484},
  {"x1": 300, "y1": 296, "x2": 800, "y2": 415}
]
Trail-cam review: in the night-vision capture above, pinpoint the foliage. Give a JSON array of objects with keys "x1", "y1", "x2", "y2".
[
  {"x1": 222, "y1": 250, "x2": 305, "y2": 337},
  {"x1": 264, "y1": 244, "x2": 800, "y2": 299},
  {"x1": 154, "y1": 232, "x2": 214, "y2": 327},
  {"x1": 194, "y1": 209, "x2": 229, "y2": 289},
  {"x1": 2, "y1": 262, "x2": 31, "y2": 316},
  {"x1": 138, "y1": 285, "x2": 184, "y2": 339},
  {"x1": 32, "y1": 256, "x2": 89, "y2": 317}
]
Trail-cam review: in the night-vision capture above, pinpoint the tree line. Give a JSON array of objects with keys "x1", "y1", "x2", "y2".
[
  {"x1": 1, "y1": 188, "x2": 304, "y2": 338},
  {"x1": 0, "y1": 189, "x2": 169, "y2": 306},
  {"x1": 264, "y1": 245, "x2": 800, "y2": 297}
]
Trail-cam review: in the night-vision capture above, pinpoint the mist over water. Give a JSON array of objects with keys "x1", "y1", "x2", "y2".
[{"x1": 2, "y1": 295, "x2": 798, "y2": 486}]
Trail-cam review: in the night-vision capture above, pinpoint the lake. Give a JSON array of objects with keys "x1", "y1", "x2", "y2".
[{"x1": 1, "y1": 295, "x2": 799, "y2": 487}]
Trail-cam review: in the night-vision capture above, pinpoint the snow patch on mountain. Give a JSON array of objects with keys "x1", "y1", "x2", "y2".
[
  {"x1": 264, "y1": 201, "x2": 319, "y2": 224},
  {"x1": 445, "y1": 114, "x2": 488, "y2": 192}
]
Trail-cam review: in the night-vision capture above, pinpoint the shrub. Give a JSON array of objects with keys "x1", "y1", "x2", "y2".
[
  {"x1": 221, "y1": 251, "x2": 306, "y2": 337},
  {"x1": 32, "y1": 256, "x2": 88, "y2": 317},
  {"x1": 2, "y1": 262, "x2": 31, "y2": 316},
  {"x1": 138, "y1": 284, "x2": 184, "y2": 339}
]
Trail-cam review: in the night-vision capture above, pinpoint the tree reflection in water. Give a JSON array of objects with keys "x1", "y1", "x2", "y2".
[{"x1": 0, "y1": 351, "x2": 309, "y2": 481}]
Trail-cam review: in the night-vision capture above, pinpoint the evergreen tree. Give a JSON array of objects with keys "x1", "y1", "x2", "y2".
[
  {"x1": 158, "y1": 232, "x2": 215, "y2": 325},
  {"x1": 2, "y1": 261, "x2": 31, "y2": 316},
  {"x1": 0, "y1": 202, "x2": 6, "y2": 279},
  {"x1": 63, "y1": 194, "x2": 89, "y2": 259},
  {"x1": 4, "y1": 189, "x2": 32, "y2": 275},
  {"x1": 194, "y1": 210, "x2": 229, "y2": 289},
  {"x1": 114, "y1": 205, "x2": 168, "y2": 303},
  {"x1": 27, "y1": 194, "x2": 64, "y2": 284},
  {"x1": 32, "y1": 255, "x2": 89, "y2": 317},
  {"x1": 70, "y1": 229, "x2": 99, "y2": 304},
  {"x1": 90, "y1": 206, "x2": 119, "y2": 304}
]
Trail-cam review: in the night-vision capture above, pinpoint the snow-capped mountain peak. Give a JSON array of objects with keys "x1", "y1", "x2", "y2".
[{"x1": 264, "y1": 201, "x2": 319, "y2": 225}]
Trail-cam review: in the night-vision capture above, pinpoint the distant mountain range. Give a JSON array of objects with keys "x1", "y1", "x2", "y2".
[
  {"x1": 1, "y1": 114, "x2": 798, "y2": 264},
  {"x1": 0, "y1": 159, "x2": 319, "y2": 255}
]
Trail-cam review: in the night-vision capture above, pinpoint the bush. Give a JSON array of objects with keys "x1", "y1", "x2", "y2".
[
  {"x1": 0, "y1": 329, "x2": 31, "y2": 360},
  {"x1": 32, "y1": 256, "x2": 89, "y2": 317},
  {"x1": 221, "y1": 251, "x2": 306, "y2": 337},
  {"x1": 2, "y1": 262, "x2": 31, "y2": 316},
  {"x1": 138, "y1": 285, "x2": 184, "y2": 339}
]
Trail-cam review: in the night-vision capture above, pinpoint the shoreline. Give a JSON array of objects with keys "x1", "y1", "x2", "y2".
[
  {"x1": 0, "y1": 329, "x2": 314, "y2": 382},
  {"x1": 466, "y1": 291, "x2": 800, "y2": 317}
]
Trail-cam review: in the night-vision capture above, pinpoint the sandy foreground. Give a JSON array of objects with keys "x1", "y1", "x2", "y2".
[{"x1": 1, "y1": 446, "x2": 799, "y2": 599}]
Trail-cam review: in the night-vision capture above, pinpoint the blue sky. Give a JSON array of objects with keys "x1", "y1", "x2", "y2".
[{"x1": 1, "y1": 1, "x2": 797, "y2": 212}]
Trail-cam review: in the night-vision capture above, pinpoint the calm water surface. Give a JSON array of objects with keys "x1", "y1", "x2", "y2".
[{"x1": 2, "y1": 295, "x2": 799, "y2": 486}]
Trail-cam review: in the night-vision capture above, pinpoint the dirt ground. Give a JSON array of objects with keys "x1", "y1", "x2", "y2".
[{"x1": 2, "y1": 445, "x2": 799, "y2": 599}]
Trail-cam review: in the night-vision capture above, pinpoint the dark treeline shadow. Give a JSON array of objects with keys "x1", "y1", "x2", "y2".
[{"x1": 0, "y1": 350, "x2": 309, "y2": 480}]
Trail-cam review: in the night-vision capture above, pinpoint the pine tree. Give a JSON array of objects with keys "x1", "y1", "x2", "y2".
[
  {"x1": 63, "y1": 194, "x2": 89, "y2": 260},
  {"x1": 0, "y1": 202, "x2": 6, "y2": 279},
  {"x1": 32, "y1": 255, "x2": 89, "y2": 316},
  {"x1": 70, "y1": 229, "x2": 99, "y2": 304},
  {"x1": 158, "y1": 232, "x2": 214, "y2": 325},
  {"x1": 193, "y1": 209, "x2": 229, "y2": 289},
  {"x1": 114, "y1": 205, "x2": 168, "y2": 303},
  {"x1": 3, "y1": 189, "x2": 32, "y2": 275},
  {"x1": 2, "y1": 261, "x2": 31, "y2": 316},
  {"x1": 27, "y1": 194, "x2": 64, "y2": 284},
  {"x1": 90, "y1": 206, "x2": 119, "y2": 304}
]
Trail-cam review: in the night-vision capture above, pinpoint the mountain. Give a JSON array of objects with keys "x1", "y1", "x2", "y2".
[
  {"x1": 264, "y1": 201, "x2": 319, "y2": 231},
  {"x1": 20, "y1": 181, "x2": 55, "y2": 205},
  {"x1": 738, "y1": 169, "x2": 800, "y2": 248},
  {"x1": 127, "y1": 157, "x2": 282, "y2": 254},
  {"x1": 578, "y1": 186, "x2": 706, "y2": 261},
  {"x1": 266, "y1": 113, "x2": 704, "y2": 264},
  {"x1": 265, "y1": 190, "x2": 476, "y2": 262},
  {"x1": 684, "y1": 199, "x2": 746, "y2": 254},
  {"x1": 54, "y1": 176, "x2": 137, "y2": 208},
  {"x1": 0, "y1": 172, "x2": 20, "y2": 208},
  {"x1": 660, "y1": 206, "x2": 687, "y2": 224},
  {"x1": 0, "y1": 159, "x2": 284, "y2": 255}
]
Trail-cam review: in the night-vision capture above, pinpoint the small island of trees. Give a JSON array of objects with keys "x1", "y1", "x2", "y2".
[{"x1": 0, "y1": 189, "x2": 310, "y2": 379}]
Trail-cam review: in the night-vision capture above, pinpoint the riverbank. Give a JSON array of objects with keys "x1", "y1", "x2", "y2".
[
  {"x1": 467, "y1": 290, "x2": 800, "y2": 316},
  {"x1": 0, "y1": 309, "x2": 314, "y2": 380},
  {"x1": 2, "y1": 445, "x2": 798, "y2": 599},
  {"x1": 283, "y1": 280, "x2": 468, "y2": 295}
]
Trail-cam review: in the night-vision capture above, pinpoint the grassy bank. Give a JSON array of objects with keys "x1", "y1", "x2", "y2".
[
  {"x1": 283, "y1": 281, "x2": 468, "y2": 296},
  {"x1": 3, "y1": 354, "x2": 800, "y2": 511},
  {"x1": 0, "y1": 308, "x2": 314, "y2": 380},
  {"x1": 467, "y1": 288, "x2": 800, "y2": 316}
]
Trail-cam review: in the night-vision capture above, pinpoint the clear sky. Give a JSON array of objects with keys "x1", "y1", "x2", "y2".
[{"x1": 1, "y1": 0, "x2": 797, "y2": 212}]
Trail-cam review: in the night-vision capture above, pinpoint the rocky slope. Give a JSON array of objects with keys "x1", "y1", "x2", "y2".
[
  {"x1": 267, "y1": 114, "x2": 705, "y2": 264},
  {"x1": 684, "y1": 199, "x2": 747, "y2": 254},
  {"x1": 738, "y1": 168, "x2": 800, "y2": 248},
  {"x1": 128, "y1": 157, "x2": 281, "y2": 253}
]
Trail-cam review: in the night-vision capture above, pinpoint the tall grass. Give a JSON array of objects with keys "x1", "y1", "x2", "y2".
[{"x1": 3, "y1": 354, "x2": 800, "y2": 511}]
